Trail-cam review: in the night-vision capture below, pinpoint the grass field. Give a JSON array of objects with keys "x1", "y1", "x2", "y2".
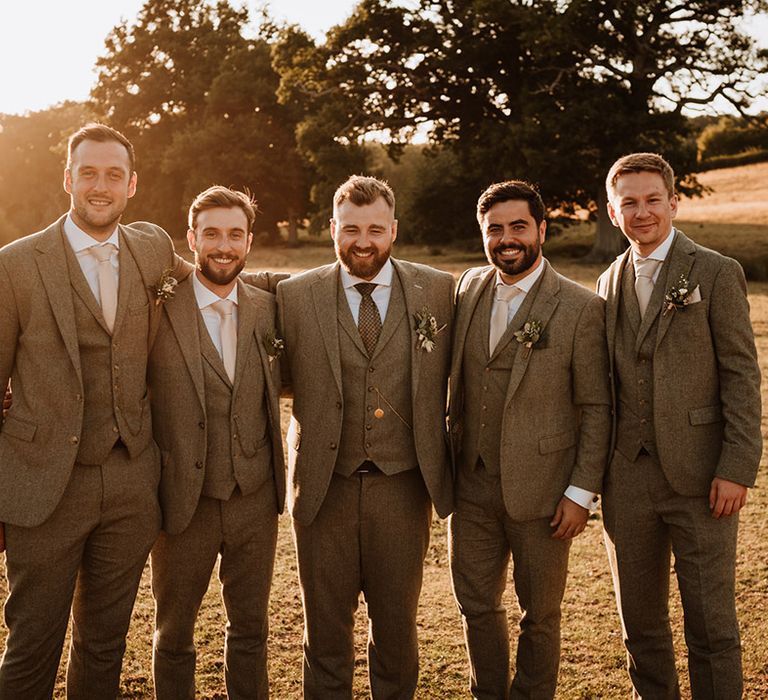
[{"x1": 1, "y1": 167, "x2": 767, "y2": 697}]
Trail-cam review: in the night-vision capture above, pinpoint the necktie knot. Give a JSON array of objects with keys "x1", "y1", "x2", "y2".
[
  {"x1": 90, "y1": 243, "x2": 116, "y2": 264},
  {"x1": 355, "y1": 282, "x2": 377, "y2": 299},
  {"x1": 495, "y1": 283, "x2": 521, "y2": 302},
  {"x1": 213, "y1": 298, "x2": 235, "y2": 319},
  {"x1": 634, "y1": 257, "x2": 661, "y2": 280}
]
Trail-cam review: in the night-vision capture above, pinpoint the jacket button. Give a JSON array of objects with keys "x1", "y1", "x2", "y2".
[
  {"x1": 198, "y1": 421, "x2": 205, "y2": 429},
  {"x1": 337, "y1": 402, "x2": 342, "y2": 409},
  {"x1": 368, "y1": 367, "x2": 375, "y2": 373},
  {"x1": 69, "y1": 436, "x2": 79, "y2": 444},
  {"x1": 330, "y1": 442, "x2": 337, "y2": 450},
  {"x1": 112, "y1": 426, "x2": 119, "y2": 433},
  {"x1": 195, "y1": 461, "x2": 204, "y2": 469},
  {"x1": 366, "y1": 425, "x2": 372, "y2": 430}
]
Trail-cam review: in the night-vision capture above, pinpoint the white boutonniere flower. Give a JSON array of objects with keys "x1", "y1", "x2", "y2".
[
  {"x1": 513, "y1": 319, "x2": 542, "y2": 359},
  {"x1": 663, "y1": 275, "x2": 701, "y2": 317},
  {"x1": 413, "y1": 307, "x2": 446, "y2": 353},
  {"x1": 151, "y1": 269, "x2": 178, "y2": 306}
]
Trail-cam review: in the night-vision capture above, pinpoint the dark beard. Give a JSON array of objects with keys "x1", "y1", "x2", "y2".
[
  {"x1": 337, "y1": 245, "x2": 391, "y2": 280},
  {"x1": 487, "y1": 240, "x2": 540, "y2": 278},
  {"x1": 197, "y1": 256, "x2": 246, "y2": 286}
]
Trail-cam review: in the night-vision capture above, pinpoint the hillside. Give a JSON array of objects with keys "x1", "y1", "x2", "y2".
[{"x1": 679, "y1": 161, "x2": 768, "y2": 225}]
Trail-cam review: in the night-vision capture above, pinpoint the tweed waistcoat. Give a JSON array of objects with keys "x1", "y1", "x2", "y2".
[
  {"x1": 64, "y1": 241, "x2": 147, "y2": 465},
  {"x1": 334, "y1": 274, "x2": 418, "y2": 476},
  {"x1": 460, "y1": 276, "x2": 539, "y2": 474},
  {"x1": 614, "y1": 259, "x2": 672, "y2": 461},
  {"x1": 197, "y1": 313, "x2": 272, "y2": 500}
]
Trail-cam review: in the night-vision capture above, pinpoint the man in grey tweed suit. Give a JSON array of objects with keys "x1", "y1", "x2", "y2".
[
  {"x1": 449, "y1": 180, "x2": 611, "y2": 699},
  {"x1": 0, "y1": 124, "x2": 187, "y2": 698},
  {"x1": 277, "y1": 175, "x2": 454, "y2": 699},
  {"x1": 597, "y1": 152, "x2": 762, "y2": 698},
  {"x1": 148, "y1": 186, "x2": 285, "y2": 699}
]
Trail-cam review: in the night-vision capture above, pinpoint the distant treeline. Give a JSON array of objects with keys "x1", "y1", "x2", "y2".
[{"x1": 1, "y1": 0, "x2": 766, "y2": 258}]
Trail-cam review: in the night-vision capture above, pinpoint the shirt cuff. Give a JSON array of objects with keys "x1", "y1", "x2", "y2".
[{"x1": 564, "y1": 485, "x2": 600, "y2": 512}]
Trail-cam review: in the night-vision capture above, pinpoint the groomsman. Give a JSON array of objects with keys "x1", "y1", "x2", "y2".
[
  {"x1": 277, "y1": 175, "x2": 454, "y2": 699},
  {"x1": 449, "y1": 180, "x2": 611, "y2": 699},
  {"x1": 148, "y1": 186, "x2": 285, "y2": 698},
  {"x1": 598, "y1": 152, "x2": 762, "y2": 698},
  {"x1": 0, "y1": 124, "x2": 186, "y2": 698}
]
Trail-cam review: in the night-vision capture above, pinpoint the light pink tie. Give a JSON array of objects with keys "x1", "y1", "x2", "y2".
[
  {"x1": 489, "y1": 284, "x2": 522, "y2": 353},
  {"x1": 634, "y1": 257, "x2": 662, "y2": 317},
  {"x1": 213, "y1": 299, "x2": 237, "y2": 382},
  {"x1": 89, "y1": 244, "x2": 118, "y2": 332}
]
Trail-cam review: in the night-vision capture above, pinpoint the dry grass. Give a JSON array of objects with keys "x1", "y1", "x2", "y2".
[
  {"x1": 679, "y1": 162, "x2": 768, "y2": 226},
  {"x1": 2, "y1": 209, "x2": 768, "y2": 697}
]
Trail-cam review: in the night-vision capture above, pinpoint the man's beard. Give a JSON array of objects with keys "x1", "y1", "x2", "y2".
[
  {"x1": 337, "y1": 244, "x2": 391, "y2": 280},
  {"x1": 487, "y1": 239, "x2": 540, "y2": 278},
  {"x1": 197, "y1": 255, "x2": 246, "y2": 286}
]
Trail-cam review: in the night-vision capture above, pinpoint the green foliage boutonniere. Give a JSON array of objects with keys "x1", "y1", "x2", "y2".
[
  {"x1": 513, "y1": 319, "x2": 542, "y2": 359},
  {"x1": 413, "y1": 307, "x2": 446, "y2": 353}
]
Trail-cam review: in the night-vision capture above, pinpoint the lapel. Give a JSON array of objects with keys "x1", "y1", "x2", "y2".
[
  {"x1": 111, "y1": 231, "x2": 138, "y2": 337},
  {"x1": 311, "y1": 264, "x2": 344, "y2": 397},
  {"x1": 452, "y1": 267, "x2": 495, "y2": 371},
  {"x1": 33, "y1": 216, "x2": 82, "y2": 382},
  {"x1": 239, "y1": 282, "x2": 279, "y2": 422},
  {"x1": 654, "y1": 230, "x2": 696, "y2": 349},
  {"x1": 391, "y1": 259, "x2": 425, "y2": 399},
  {"x1": 62, "y1": 235, "x2": 112, "y2": 335},
  {"x1": 503, "y1": 261, "x2": 560, "y2": 407},
  {"x1": 603, "y1": 250, "x2": 630, "y2": 363},
  {"x1": 163, "y1": 278, "x2": 206, "y2": 411},
  {"x1": 233, "y1": 279, "x2": 258, "y2": 395},
  {"x1": 621, "y1": 257, "x2": 642, "y2": 336},
  {"x1": 371, "y1": 273, "x2": 406, "y2": 359}
]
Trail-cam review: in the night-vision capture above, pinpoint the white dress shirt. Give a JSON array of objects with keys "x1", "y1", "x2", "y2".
[
  {"x1": 631, "y1": 228, "x2": 676, "y2": 281},
  {"x1": 340, "y1": 259, "x2": 394, "y2": 323},
  {"x1": 63, "y1": 214, "x2": 120, "y2": 304},
  {"x1": 192, "y1": 273, "x2": 239, "y2": 357}
]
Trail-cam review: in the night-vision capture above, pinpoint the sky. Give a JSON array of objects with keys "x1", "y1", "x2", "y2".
[{"x1": 0, "y1": 1, "x2": 766, "y2": 117}]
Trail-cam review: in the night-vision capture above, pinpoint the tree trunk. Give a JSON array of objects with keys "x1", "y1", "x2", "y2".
[
  {"x1": 286, "y1": 210, "x2": 299, "y2": 247},
  {"x1": 585, "y1": 189, "x2": 627, "y2": 262}
]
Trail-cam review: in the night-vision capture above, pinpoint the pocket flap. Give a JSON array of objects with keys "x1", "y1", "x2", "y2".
[
  {"x1": 688, "y1": 405, "x2": 722, "y2": 426},
  {"x1": 538, "y1": 429, "x2": 576, "y2": 455},
  {"x1": 2, "y1": 415, "x2": 38, "y2": 442}
]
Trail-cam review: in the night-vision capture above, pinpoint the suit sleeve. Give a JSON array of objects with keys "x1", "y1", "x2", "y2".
[
  {"x1": 569, "y1": 294, "x2": 612, "y2": 492},
  {"x1": 240, "y1": 271, "x2": 291, "y2": 294},
  {"x1": 275, "y1": 282, "x2": 293, "y2": 396},
  {"x1": 708, "y1": 258, "x2": 762, "y2": 486}
]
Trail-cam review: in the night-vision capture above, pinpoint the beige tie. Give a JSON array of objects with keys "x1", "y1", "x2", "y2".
[
  {"x1": 213, "y1": 299, "x2": 237, "y2": 382},
  {"x1": 634, "y1": 257, "x2": 662, "y2": 317},
  {"x1": 489, "y1": 284, "x2": 522, "y2": 353},
  {"x1": 89, "y1": 244, "x2": 118, "y2": 332}
]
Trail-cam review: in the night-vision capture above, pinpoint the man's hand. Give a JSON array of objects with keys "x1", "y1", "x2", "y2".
[
  {"x1": 0, "y1": 522, "x2": 5, "y2": 553},
  {"x1": 550, "y1": 496, "x2": 589, "y2": 539},
  {"x1": 709, "y1": 477, "x2": 748, "y2": 518}
]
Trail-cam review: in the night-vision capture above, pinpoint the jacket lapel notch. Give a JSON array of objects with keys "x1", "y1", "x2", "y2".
[{"x1": 312, "y1": 266, "x2": 344, "y2": 396}]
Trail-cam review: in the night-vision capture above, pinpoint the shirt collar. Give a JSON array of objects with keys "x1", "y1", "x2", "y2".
[
  {"x1": 632, "y1": 227, "x2": 676, "y2": 265},
  {"x1": 192, "y1": 270, "x2": 239, "y2": 310},
  {"x1": 494, "y1": 256, "x2": 545, "y2": 294},
  {"x1": 63, "y1": 213, "x2": 120, "y2": 253},
  {"x1": 340, "y1": 257, "x2": 394, "y2": 290}
]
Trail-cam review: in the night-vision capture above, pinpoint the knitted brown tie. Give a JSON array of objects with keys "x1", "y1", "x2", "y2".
[{"x1": 355, "y1": 283, "x2": 382, "y2": 356}]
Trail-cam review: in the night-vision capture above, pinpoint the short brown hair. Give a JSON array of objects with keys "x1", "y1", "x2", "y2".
[
  {"x1": 333, "y1": 175, "x2": 395, "y2": 213},
  {"x1": 606, "y1": 152, "x2": 675, "y2": 199},
  {"x1": 477, "y1": 180, "x2": 546, "y2": 227},
  {"x1": 188, "y1": 185, "x2": 257, "y2": 232},
  {"x1": 67, "y1": 123, "x2": 135, "y2": 173}
]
